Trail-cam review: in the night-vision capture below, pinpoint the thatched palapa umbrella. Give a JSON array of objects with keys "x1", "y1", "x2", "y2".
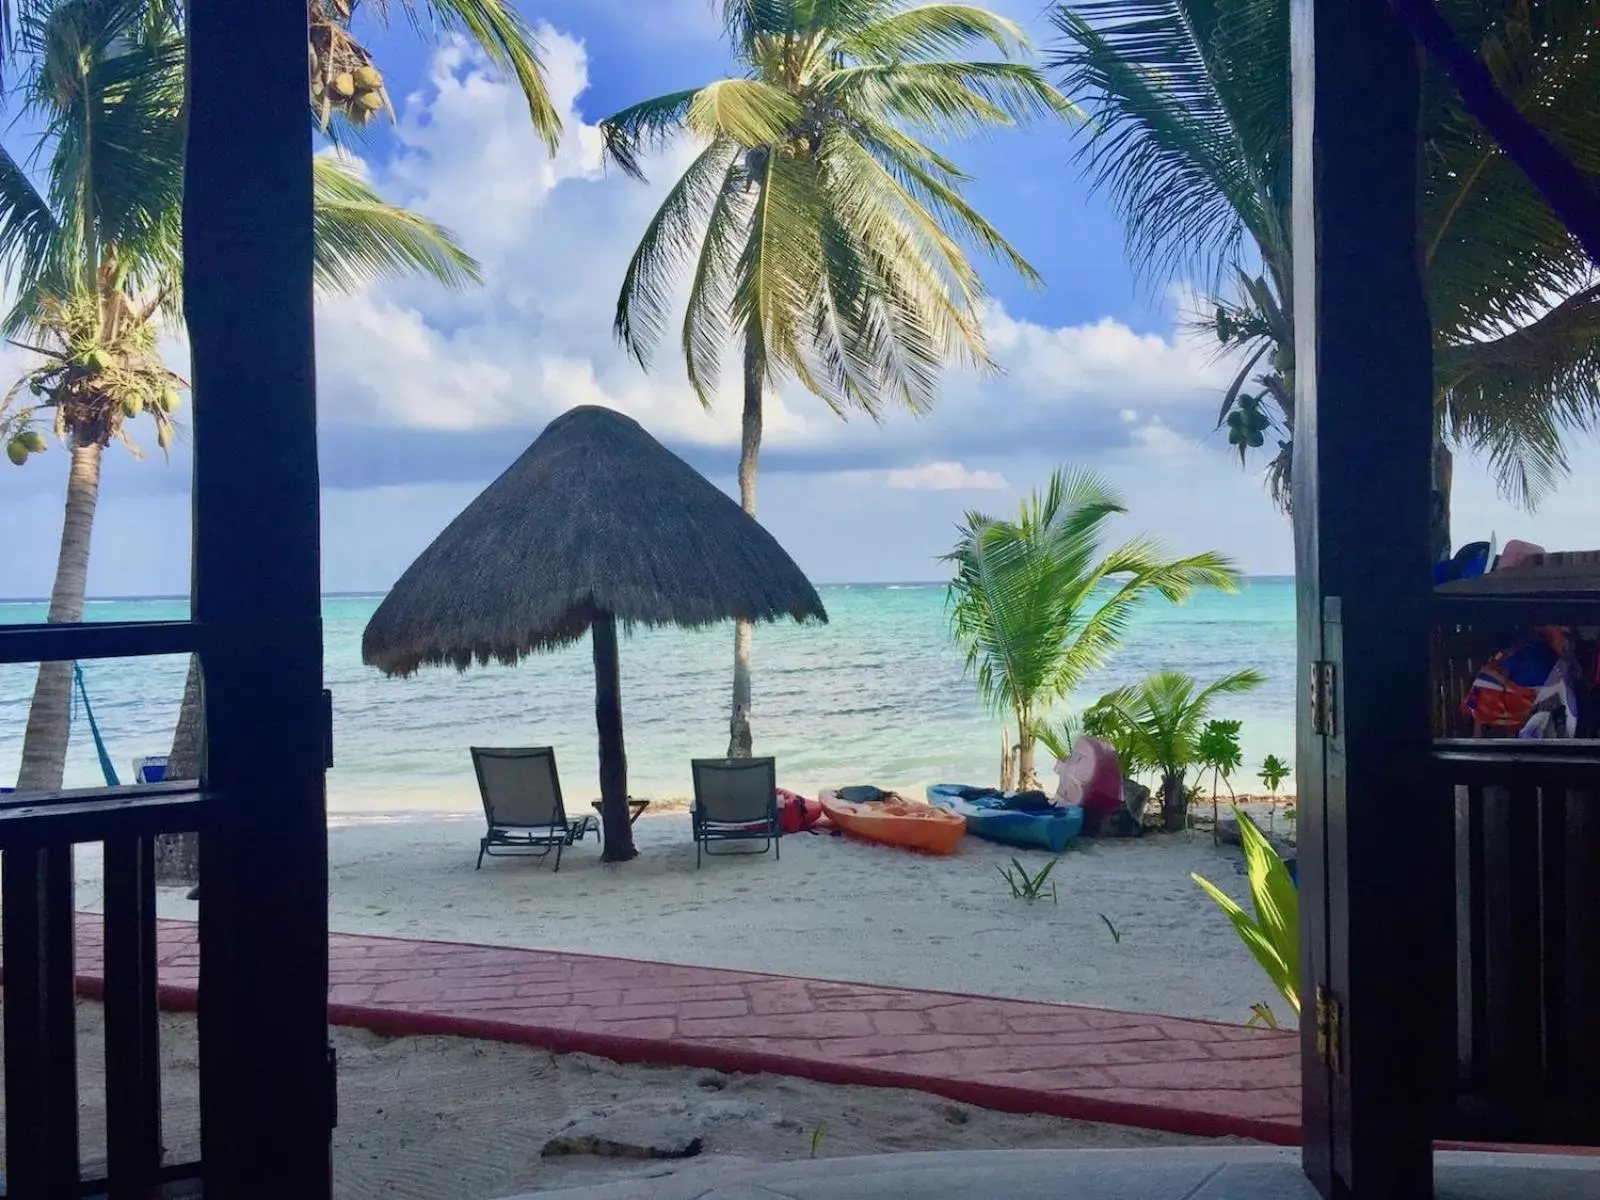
[{"x1": 361, "y1": 405, "x2": 828, "y2": 862}]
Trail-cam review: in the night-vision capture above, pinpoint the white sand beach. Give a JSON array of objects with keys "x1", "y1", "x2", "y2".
[
  {"x1": 28, "y1": 1000, "x2": 1211, "y2": 1199},
  {"x1": 74, "y1": 809, "x2": 1289, "y2": 1027}
]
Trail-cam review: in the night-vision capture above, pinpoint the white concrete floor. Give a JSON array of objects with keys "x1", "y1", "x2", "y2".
[{"x1": 514, "y1": 1147, "x2": 1600, "y2": 1200}]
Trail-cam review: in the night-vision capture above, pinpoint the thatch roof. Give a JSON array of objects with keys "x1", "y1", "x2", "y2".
[{"x1": 362, "y1": 406, "x2": 828, "y2": 676}]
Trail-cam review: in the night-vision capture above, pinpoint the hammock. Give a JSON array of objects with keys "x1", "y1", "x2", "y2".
[{"x1": 72, "y1": 661, "x2": 121, "y2": 788}]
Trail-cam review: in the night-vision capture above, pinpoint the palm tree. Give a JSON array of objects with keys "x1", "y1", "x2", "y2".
[
  {"x1": 1050, "y1": 0, "x2": 1600, "y2": 549},
  {"x1": 0, "y1": 0, "x2": 563, "y2": 144},
  {"x1": 1086, "y1": 668, "x2": 1265, "y2": 832},
  {"x1": 944, "y1": 467, "x2": 1239, "y2": 791},
  {"x1": 601, "y1": 0, "x2": 1069, "y2": 757},
  {"x1": 0, "y1": 0, "x2": 481, "y2": 794}
]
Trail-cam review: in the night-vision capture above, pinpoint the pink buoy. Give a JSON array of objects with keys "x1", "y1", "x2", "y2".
[{"x1": 1053, "y1": 736, "x2": 1123, "y2": 818}]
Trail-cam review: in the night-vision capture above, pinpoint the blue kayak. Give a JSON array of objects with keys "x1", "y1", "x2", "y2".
[{"x1": 926, "y1": 784, "x2": 1085, "y2": 853}]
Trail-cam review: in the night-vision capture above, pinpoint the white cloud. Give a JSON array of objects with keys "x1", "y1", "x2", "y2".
[
  {"x1": 302, "y1": 35, "x2": 1244, "y2": 474},
  {"x1": 1128, "y1": 418, "x2": 1200, "y2": 463},
  {"x1": 885, "y1": 462, "x2": 1009, "y2": 491}
]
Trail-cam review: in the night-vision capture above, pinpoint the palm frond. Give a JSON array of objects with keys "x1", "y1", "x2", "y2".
[
  {"x1": 687, "y1": 78, "x2": 804, "y2": 147},
  {"x1": 599, "y1": 89, "x2": 703, "y2": 180},
  {"x1": 0, "y1": 145, "x2": 60, "y2": 306},
  {"x1": 1048, "y1": 0, "x2": 1291, "y2": 288},
  {"x1": 837, "y1": 4, "x2": 1032, "y2": 61},
  {"x1": 27, "y1": 0, "x2": 186, "y2": 287},
  {"x1": 405, "y1": 0, "x2": 561, "y2": 151},
  {"x1": 611, "y1": 136, "x2": 740, "y2": 369},
  {"x1": 311, "y1": 156, "x2": 482, "y2": 293},
  {"x1": 1439, "y1": 281, "x2": 1600, "y2": 506},
  {"x1": 825, "y1": 60, "x2": 1071, "y2": 137}
]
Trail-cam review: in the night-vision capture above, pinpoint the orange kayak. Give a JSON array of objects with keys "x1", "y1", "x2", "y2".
[{"x1": 818, "y1": 794, "x2": 967, "y2": 856}]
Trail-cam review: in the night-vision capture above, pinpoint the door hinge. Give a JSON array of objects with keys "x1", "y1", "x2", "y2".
[
  {"x1": 1315, "y1": 985, "x2": 1342, "y2": 1074},
  {"x1": 326, "y1": 1042, "x2": 339, "y2": 1130},
  {"x1": 323, "y1": 688, "x2": 335, "y2": 769},
  {"x1": 1309, "y1": 661, "x2": 1337, "y2": 737}
]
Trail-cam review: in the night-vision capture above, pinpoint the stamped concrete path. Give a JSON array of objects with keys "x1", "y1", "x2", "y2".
[{"x1": 69, "y1": 916, "x2": 1300, "y2": 1144}]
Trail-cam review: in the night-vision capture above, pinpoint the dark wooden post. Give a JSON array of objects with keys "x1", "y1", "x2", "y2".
[
  {"x1": 592, "y1": 612, "x2": 638, "y2": 861},
  {"x1": 185, "y1": 0, "x2": 333, "y2": 1195},
  {"x1": 1291, "y1": 0, "x2": 1446, "y2": 1194}
]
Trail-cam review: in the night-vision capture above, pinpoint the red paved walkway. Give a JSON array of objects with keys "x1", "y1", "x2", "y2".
[{"x1": 68, "y1": 916, "x2": 1300, "y2": 1144}]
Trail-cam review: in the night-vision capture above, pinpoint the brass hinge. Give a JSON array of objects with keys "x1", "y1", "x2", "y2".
[
  {"x1": 326, "y1": 1042, "x2": 339, "y2": 1130},
  {"x1": 1309, "y1": 662, "x2": 1337, "y2": 737},
  {"x1": 1315, "y1": 985, "x2": 1342, "y2": 1074}
]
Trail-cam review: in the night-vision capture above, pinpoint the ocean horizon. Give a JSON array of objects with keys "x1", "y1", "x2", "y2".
[{"x1": 2, "y1": 578, "x2": 1298, "y2": 813}]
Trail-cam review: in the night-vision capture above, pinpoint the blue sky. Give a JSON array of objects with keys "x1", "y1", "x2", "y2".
[{"x1": 2, "y1": 0, "x2": 1593, "y2": 598}]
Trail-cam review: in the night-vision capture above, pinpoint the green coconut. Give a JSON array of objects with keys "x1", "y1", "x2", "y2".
[
  {"x1": 156, "y1": 421, "x2": 174, "y2": 451},
  {"x1": 6, "y1": 438, "x2": 27, "y2": 466},
  {"x1": 19, "y1": 431, "x2": 46, "y2": 454},
  {"x1": 333, "y1": 72, "x2": 355, "y2": 98},
  {"x1": 355, "y1": 90, "x2": 383, "y2": 112},
  {"x1": 124, "y1": 394, "x2": 146, "y2": 417},
  {"x1": 353, "y1": 65, "x2": 383, "y2": 90},
  {"x1": 157, "y1": 387, "x2": 181, "y2": 413}
]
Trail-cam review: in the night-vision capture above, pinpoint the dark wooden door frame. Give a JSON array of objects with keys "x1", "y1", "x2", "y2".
[
  {"x1": 186, "y1": 0, "x2": 333, "y2": 1195},
  {"x1": 1291, "y1": 0, "x2": 1452, "y2": 1194}
]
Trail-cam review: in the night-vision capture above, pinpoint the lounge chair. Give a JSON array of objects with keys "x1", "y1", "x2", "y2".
[
  {"x1": 470, "y1": 746, "x2": 598, "y2": 871},
  {"x1": 690, "y1": 757, "x2": 780, "y2": 867}
]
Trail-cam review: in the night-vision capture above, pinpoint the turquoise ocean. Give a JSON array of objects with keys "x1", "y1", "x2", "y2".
[{"x1": 0, "y1": 579, "x2": 1297, "y2": 813}]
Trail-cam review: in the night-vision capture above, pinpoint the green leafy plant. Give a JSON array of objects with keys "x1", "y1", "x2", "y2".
[
  {"x1": 809, "y1": 1124, "x2": 828, "y2": 1159},
  {"x1": 1098, "y1": 913, "x2": 1121, "y2": 944},
  {"x1": 602, "y1": 1, "x2": 1069, "y2": 758},
  {"x1": 1192, "y1": 809, "x2": 1300, "y2": 1020},
  {"x1": 1247, "y1": 1003, "x2": 1280, "y2": 1030},
  {"x1": 999, "y1": 856, "x2": 1061, "y2": 903},
  {"x1": 1197, "y1": 718, "x2": 1243, "y2": 842},
  {"x1": 1259, "y1": 753, "x2": 1291, "y2": 833},
  {"x1": 1087, "y1": 671, "x2": 1264, "y2": 832},
  {"x1": 948, "y1": 469, "x2": 1238, "y2": 789}
]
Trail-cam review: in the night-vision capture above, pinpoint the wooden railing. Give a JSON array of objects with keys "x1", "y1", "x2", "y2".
[
  {"x1": 1431, "y1": 586, "x2": 1600, "y2": 1146},
  {"x1": 0, "y1": 783, "x2": 212, "y2": 1197}
]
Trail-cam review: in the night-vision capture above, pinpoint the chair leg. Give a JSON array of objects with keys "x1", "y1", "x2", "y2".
[
  {"x1": 553, "y1": 840, "x2": 563, "y2": 874},
  {"x1": 477, "y1": 840, "x2": 486, "y2": 870},
  {"x1": 775, "y1": 827, "x2": 780, "y2": 861}
]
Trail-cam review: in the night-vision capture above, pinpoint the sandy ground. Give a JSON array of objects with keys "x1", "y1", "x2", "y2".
[
  {"x1": 14, "y1": 1000, "x2": 1212, "y2": 1199},
  {"x1": 74, "y1": 810, "x2": 1289, "y2": 1026}
]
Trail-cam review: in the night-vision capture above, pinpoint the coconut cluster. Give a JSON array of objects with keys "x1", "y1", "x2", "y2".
[
  {"x1": 311, "y1": 60, "x2": 390, "y2": 128},
  {"x1": 308, "y1": 5, "x2": 393, "y2": 130},
  {"x1": 5, "y1": 428, "x2": 45, "y2": 466}
]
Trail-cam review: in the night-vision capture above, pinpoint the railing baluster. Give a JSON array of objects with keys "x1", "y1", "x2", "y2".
[
  {"x1": 1, "y1": 843, "x2": 81, "y2": 1195},
  {"x1": 1560, "y1": 786, "x2": 1600, "y2": 1128},
  {"x1": 103, "y1": 835, "x2": 164, "y2": 1196},
  {"x1": 1480, "y1": 780, "x2": 1545, "y2": 1125}
]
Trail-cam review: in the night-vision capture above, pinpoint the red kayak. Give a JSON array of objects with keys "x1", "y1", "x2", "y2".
[{"x1": 777, "y1": 788, "x2": 823, "y2": 833}]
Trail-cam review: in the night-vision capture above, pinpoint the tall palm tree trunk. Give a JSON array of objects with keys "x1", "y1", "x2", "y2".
[
  {"x1": 154, "y1": 656, "x2": 202, "y2": 884},
  {"x1": 1160, "y1": 769, "x2": 1186, "y2": 833},
  {"x1": 1014, "y1": 705, "x2": 1039, "y2": 790},
  {"x1": 15, "y1": 442, "x2": 104, "y2": 794},
  {"x1": 726, "y1": 334, "x2": 762, "y2": 759}
]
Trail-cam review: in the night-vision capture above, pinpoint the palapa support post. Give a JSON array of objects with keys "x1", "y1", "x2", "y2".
[{"x1": 592, "y1": 611, "x2": 638, "y2": 861}]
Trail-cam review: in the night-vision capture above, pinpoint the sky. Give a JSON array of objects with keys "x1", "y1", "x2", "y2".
[{"x1": 1, "y1": 0, "x2": 1595, "y2": 599}]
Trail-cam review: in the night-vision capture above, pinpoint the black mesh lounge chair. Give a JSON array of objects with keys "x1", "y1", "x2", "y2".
[
  {"x1": 470, "y1": 746, "x2": 598, "y2": 871},
  {"x1": 691, "y1": 757, "x2": 780, "y2": 867}
]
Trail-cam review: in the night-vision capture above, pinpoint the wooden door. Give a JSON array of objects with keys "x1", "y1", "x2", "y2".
[{"x1": 1290, "y1": 0, "x2": 1453, "y2": 1193}]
